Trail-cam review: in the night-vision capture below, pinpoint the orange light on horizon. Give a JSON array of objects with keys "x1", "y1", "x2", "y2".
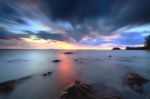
[
  {"x1": 21, "y1": 38, "x2": 113, "y2": 50},
  {"x1": 0, "y1": 37, "x2": 124, "y2": 50}
]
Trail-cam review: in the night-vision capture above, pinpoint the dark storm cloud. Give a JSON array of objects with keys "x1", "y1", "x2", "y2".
[
  {"x1": 0, "y1": 0, "x2": 28, "y2": 25},
  {"x1": 23, "y1": 0, "x2": 148, "y2": 43},
  {"x1": 0, "y1": 27, "x2": 29, "y2": 40},
  {"x1": 113, "y1": 0, "x2": 150, "y2": 28},
  {"x1": 39, "y1": 0, "x2": 150, "y2": 30},
  {"x1": 0, "y1": 0, "x2": 150, "y2": 48},
  {"x1": 35, "y1": 31, "x2": 69, "y2": 41},
  {"x1": 1, "y1": 0, "x2": 150, "y2": 31},
  {"x1": 42, "y1": 0, "x2": 119, "y2": 21},
  {"x1": 0, "y1": 1, "x2": 17, "y2": 18}
]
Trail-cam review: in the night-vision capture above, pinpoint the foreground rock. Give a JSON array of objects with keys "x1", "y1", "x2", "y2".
[
  {"x1": 126, "y1": 73, "x2": 149, "y2": 93},
  {"x1": 64, "y1": 52, "x2": 75, "y2": 54},
  {"x1": 0, "y1": 75, "x2": 32, "y2": 93},
  {"x1": 60, "y1": 80, "x2": 96, "y2": 99}
]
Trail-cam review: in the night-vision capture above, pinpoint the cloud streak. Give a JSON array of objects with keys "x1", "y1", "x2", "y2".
[{"x1": 0, "y1": 0, "x2": 150, "y2": 49}]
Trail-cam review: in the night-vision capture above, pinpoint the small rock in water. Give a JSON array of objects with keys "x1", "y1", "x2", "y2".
[
  {"x1": 42, "y1": 72, "x2": 52, "y2": 76},
  {"x1": 108, "y1": 55, "x2": 112, "y2": 58},
  {"x1": 52, "y1": 60, "x2": 61, "y2": 63},
  {"x1": 60, "y1": 80, "x2": 95, "y2": 99},
  {"x1": 126, "y1": 73, "x2": 149, "y2": 93},
  {"x1": 64, "y1": 52, "x2": 75, "y2": 54},
  {"x1": 42, "y1": 73, "x2": 47, "y2": 76},
  {"x1": 47, "y1": 72, "x2": 52, "y2": 75},
  {"x1": 96, "y1": 58, "x2": 99, "y2": 60},
  {"x1": 74, "y1": 59, "x2": 78, "y2": 62}
]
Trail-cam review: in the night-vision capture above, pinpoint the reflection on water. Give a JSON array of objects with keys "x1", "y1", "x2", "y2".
[{"x1": 56, "y1": 54, "x2": 77, "y2": 89}]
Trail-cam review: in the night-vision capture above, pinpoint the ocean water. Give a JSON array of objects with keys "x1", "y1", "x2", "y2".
[{"x1": 0, "y1": 50, "x2": 150, "y2": 99}]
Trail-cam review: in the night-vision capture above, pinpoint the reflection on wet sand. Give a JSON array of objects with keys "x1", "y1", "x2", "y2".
[{"x1": 56, "y1": 54, "x2": 77, "y2": 89}]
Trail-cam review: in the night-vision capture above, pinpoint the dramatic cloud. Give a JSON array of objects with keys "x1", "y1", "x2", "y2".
[
  {"x1": 0, "y1": 27, "x2": 29, "y2": 40},
  {"x1": 35, "y1": 31, "x2": 69, "y2": 41},
  {"x1": 0, "y1": 0, "x2": 150, "y2": 49}
]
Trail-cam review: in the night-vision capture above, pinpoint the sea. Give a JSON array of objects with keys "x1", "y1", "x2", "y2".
[{"x1": 0, "y1": 50, "x2": 150, "y2": 99}]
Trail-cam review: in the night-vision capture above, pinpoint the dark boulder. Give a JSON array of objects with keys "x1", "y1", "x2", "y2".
[
  {"x1": 60, "y1": 80, "x2": 96, "y2": 99},
  {"x1": 126, "y1": 73, "x2": 149, "y2": 93}
]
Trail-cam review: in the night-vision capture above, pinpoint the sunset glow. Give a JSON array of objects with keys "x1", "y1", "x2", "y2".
[{"x1": 0, "y1": 0, "x2": 150, "y2": 50}]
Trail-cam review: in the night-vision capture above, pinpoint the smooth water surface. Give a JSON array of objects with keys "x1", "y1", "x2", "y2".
[{"x1": 0, "y1": 50, "x2": 150, "y2": 99}]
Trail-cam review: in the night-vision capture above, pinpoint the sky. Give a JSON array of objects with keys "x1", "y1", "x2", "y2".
[{"x1": 0, "y1": 0, "x2": 150, "y2": 50}]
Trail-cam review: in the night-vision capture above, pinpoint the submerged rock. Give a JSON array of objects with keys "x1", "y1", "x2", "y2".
[
  {"x1": 60, "y1": 80, "x2": 96, "y2": 99},
  {"x1": 0, "y1": 75, "x2": 32, "y2": 93},
  {"x1": 47, "y1": 72, "x2": 52, "y2": 75},
  {"x1": 7, "y1": 59, "x2": 28, "y2": 62},
  {"x1": 0, "y1": 80, "x2": 16, "y2": 92},
  {"x1": 74, "y1": 59, "x2": 78, "y2": 62},
  {"x1": 64, "y1": 52, "x2": 75, "y2": 54},
  {"x1": 126, "y1": 73, "x2": 149, "y2": 93},
  {"x1": 52, "y1": 60, "x2": 61, "y2": 63},
  {"x1": 42, "y1": 73, "x2": 47, "y2": 76},
  {"x1": 42, "y1": 72, "x2": 52, "y2": 76},
  {"x1": 17, "y1": 75, "x2": 32, "y2": 81}
]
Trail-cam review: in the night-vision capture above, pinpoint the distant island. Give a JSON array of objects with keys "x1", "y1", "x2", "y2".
[
  {"x1": 126, "y1": 35, "x2": 150, "y2": 50},
  {"x1": 112, "y1": 47, "x2": 121, "y2": 50},
  {"x1": 126, "y1": 47, "x2": 146, "y2": 50}
]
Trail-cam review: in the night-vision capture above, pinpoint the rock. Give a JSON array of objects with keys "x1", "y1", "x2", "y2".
[
  {"x1": 64, "y1": 52, "x2": 75, "y2": 54},
  {"x1": 47, "y1": 72, "x2": 52, "y2": 75},
  {"x1": 60, "y1": 80, "x2": 96, "y2": 99},
  {"x1": 42, "y1": 72, "x2": 52, "y2": 76},
  {"x1": 74, "y1": 59, "x2": 78, "y2": 62},
  {"x1": 52, "y1": 60, "x2": 61, "y2": 63},
  {"x1": 18, "y1": 75, "x2": 32, "y2": 80},
  {"x1": 126, "y1": 73, "x2": 149, "y2": 93},
  {"x1": 0, "y1": 80, "x2": 16, "y2": 92},
  {"x1": 112, "y1": 48, "x2": 121, "y2": 50},
  {"x1": 7, "y1": 59, "x2": 28, "y2": 62},
  {"x1": 96, "y1": 58, "x2": 99, "y2": 60},
  {"x1": 108, "y1": 55, "x2": 112, "y2": 58},
  {"x1": 79, "y1": 61, "x2": 84, "y2": 63},
  {"x1": 102, "y1": 96, "x2": 122, "y2": 99},
  {"x1": 0, "y1": 75, "x2": 32, "y2": 93},
  {"x1": 42, "y1": 73, "x2": 47, "y2": 76}
]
